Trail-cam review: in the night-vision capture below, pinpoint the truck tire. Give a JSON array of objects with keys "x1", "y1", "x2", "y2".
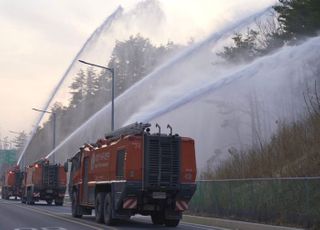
[
  {"x1": 55, "y1": 199, "x2": 63, "y2": 206},
  {"x1": 46, "y1": 199, "x2": 53, "y2": 205},
  {"x1": 164, "y1": 219, "x2": 180, "y2": 227},
  {"x1": 3, "y1": 189, "x2": 9, "y2": 200},
  {"x1": 95, "y1": 192, "x2": 106, "y2": 223},
  {"x1": 103, "y1": 193, "x2": 116, "y2": 226},
  {"x1": 151, "y1": 212, "x2": 164, "y2": 225},
  {"x1": 26, "y1": 190, "x2": 34, "y2": 205},
  {"x1": 2, "y1": 190, "x2": 6, "y2": 200},
  {"x1": 72, "y1": 191, "x2": 82, "y2": 218}
]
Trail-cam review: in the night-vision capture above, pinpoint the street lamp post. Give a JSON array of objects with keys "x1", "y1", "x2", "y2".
[
  {"x1": 32, "y1": 108, "x2": 56, "y2": 163},
  {"x1": 78, "y1": 60, "x2": 115, "y2": 131}
]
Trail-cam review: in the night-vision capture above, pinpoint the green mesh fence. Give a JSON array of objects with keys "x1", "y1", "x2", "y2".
[{"x1": 189, "y1": 178, "x2": 320, "y2": 228}]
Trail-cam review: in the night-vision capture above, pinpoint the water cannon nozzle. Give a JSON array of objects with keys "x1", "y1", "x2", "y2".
[
  {"x1": 145, "y1": 127, "x2": 151, "y2": 134},
  {"x1": 167, "y1": 124, "x2": 172, "y2": 135},
  {"x1": 156, "y1": 123, "x2": 161, "y2": 135}
]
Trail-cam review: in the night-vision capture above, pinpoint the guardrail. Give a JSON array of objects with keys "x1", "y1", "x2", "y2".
[{"x1": 188, "y1": 177, "x2": 320, "y2": 229}]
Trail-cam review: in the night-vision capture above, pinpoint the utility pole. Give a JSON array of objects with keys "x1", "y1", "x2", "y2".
[{"x1": 32, "y1": 108, "x2": 56, "y2": 163}]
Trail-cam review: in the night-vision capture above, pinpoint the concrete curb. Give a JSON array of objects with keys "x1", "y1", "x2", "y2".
[{"x1": 182, "y1": 215, "x2": 304, "y2": 230}]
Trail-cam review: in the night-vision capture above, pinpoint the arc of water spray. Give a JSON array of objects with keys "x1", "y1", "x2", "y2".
[
  {"x1": 126, "y1": 58, "x2": 263, "y2": 124},
  {"x1": 44, "y1": 6, "x2": 273, "y2": 160},
  {"x1": 105, "y1": 6, "x2": 273, "y2": 100},
  {"x1": 17, "y1": 6, "x2": 123, "y2": 165}
]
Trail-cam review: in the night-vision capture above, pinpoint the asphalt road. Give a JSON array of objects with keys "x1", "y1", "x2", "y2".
[{"x1": 0, "y1": 197, "x2": 223, "y2": 230}]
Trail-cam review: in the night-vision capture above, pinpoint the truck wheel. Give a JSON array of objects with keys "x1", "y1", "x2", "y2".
[
  {"x1": 164, "y1": 219, "x2": 180, "y2": 227},
  {"x1": 4, "y1": 190, "x2": 9, "y2": 200},
  {"x1": 103, "y1": 193, "x2": 116, "y2": 226},
  {"x1": 46, "y1": 200, "x2": 53, "y2": 205},
  {"x1": 26, "y1": 190, "x2": 34, "y2": 205},
  {"x1": 72, "y1": 191, "x2": 82, "y2": 218},
  {"x1": 95, "y1": 192, "x2": 106, "y2": 223},
  {"x1": 151, "y1": 212, "x2": 164, "y2": 225},
  {"x1": 55, "y1": 199, "x2": 63, "y2": 206}
]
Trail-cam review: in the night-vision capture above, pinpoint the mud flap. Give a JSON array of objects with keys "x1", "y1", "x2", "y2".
[{"x1": 111, "y1": 183, "x2": 131, "y2": 220}]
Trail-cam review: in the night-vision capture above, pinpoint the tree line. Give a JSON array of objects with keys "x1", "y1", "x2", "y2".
[
  {"x1": 22, "y1": 34, "x2": 182, "y2": 164},
  {"x1": 218, "y1": 0, "x2": 320, "y2": 64},
  {"x1": 203, "y1": 0, "x2": 320, "y2": 179},
  {"x1": 19, "y1": 0, "x2": 320, "y2": 166}
]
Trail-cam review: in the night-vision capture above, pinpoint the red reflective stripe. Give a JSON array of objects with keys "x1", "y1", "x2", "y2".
[
  {"x1": 123, "y1": 198, "x2": 137, "y2": 209},
  {"x1": 175, "y1": 201, "x2": 183, "y2": 211},
  {"x1": 128, "y1": 200, "x2": 137, "y2": 209},
  {"x1": 33, "y1": 192, "x2": 40, "y2": 197},
  {"x1": 123, "y1": 199, "x2": 134, "y2": 207},
  {"x1": 181, "y1": 201, "x2": 188, "y2": 210},
  {"x1": 175, "y1": 200, "x2": 188, "y2": 211}
]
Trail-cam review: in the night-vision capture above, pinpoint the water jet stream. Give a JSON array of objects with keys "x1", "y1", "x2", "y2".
[
  {"x1": 44, "y1": 6, "x2": 273, "y2": 160},
  {"x1": 18, "y1": 7, "x2": 123, "y2": 165}
]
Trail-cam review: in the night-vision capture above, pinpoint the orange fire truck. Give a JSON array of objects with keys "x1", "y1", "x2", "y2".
[
  {"x1": 1, "y1": 166, "x2": 24, "y2": 199},
  {"x1": 21, "y1": 159, "x2": 67, "y2": 205},
  {"x1": 68, "y1": 122, "x2": 197, "y2": 227}
]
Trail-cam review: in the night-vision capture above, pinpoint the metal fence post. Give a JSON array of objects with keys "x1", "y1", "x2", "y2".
[{"x1": 304, "y1": 179, "x2": 310, "y2": 224}]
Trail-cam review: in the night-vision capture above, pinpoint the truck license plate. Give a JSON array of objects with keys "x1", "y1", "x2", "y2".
[
  {"x1": 46, "y1": 189, "x2": 53, "y2": 193},
  {"x1": 152, "y1": 192, "x2": 166, "y2": 199}
]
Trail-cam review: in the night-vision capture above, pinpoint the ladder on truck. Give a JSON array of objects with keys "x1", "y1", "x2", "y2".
[{"x1": 105, "y1": 122, "x2": 151, "y2": 141}]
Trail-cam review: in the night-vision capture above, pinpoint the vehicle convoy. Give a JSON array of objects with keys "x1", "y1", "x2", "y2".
[
  {"x1": 21, "y1": 159, "x2": 67, "y2": 205},
  {"x1": 1, "y1": 166, "x2": 24, "y2": 200},
  {"x1": 68, "y1": 122, "x2": 197, "y2": 227}
]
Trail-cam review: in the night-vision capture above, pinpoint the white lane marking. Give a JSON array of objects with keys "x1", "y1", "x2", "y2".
[
  {"x1": 41, "y1": 228, "x2": 68, "y2": 230},
  {"x1": 181, "y1": 222, "x2": 230, "y2": 230},
  {"x1": 14, "y1": 228, "x2": 67, "y2": 230},
  {"x1": 10, "y1": 204, "x2": 109, "y2": 230},
  {"x1": 14, "y1": 228, "x2": 37, "y2": 230}
]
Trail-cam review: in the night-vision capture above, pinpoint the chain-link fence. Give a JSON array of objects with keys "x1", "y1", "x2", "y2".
[{"x1": 188, "y1": 178, "x2": 320, "y2": 228}]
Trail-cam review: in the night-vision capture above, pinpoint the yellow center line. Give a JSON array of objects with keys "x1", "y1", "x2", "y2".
[{"x1": 10, "y1": 203, "x2": 117, "y2": 230}]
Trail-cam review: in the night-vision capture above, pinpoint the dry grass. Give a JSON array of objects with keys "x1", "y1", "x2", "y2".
[{"x1": 202, "y1": 112, "x2": 320, "y2": 179}]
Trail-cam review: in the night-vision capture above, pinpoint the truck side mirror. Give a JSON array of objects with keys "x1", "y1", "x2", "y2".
[{"x1": 64, "y1": 162, "x2": 68, "y2": 172}]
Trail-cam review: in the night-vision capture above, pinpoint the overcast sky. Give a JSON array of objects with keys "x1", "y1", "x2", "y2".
[
  {"x1": 0, "y1": 0, "x2": 135, "y2": 142},
  {"x1": 0, "y1": 0, "x2": 276, "y2": 143}
]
